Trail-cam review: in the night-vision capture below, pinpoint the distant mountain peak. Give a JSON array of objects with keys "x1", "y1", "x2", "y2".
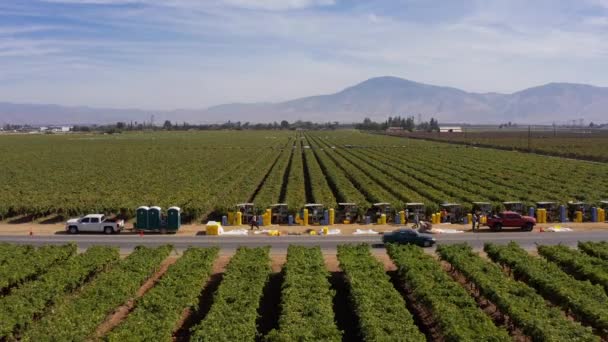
[{"x1": 1, "y1": 77, "x2": 607, "y2": 125}]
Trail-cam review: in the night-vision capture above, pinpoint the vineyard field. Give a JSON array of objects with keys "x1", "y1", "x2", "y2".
[
  {"x1": 393, "y1": 130, "x2": 608, "y2": 162},
  {"x1": 2, "y1": 242, "x2": 607, "y2": 341},
  {"x1": 0, "y1": 130, "x2": 607, "y2": 221}
]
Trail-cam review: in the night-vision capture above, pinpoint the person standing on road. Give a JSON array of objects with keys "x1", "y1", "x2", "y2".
[
  {"x1": 250, "y1": 214, "x2": 259, "y2": 230},
  {"x1": 472, "y1": 212, "x2": 478, "y2": 231}
]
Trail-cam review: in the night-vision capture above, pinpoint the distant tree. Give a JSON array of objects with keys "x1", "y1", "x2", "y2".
[
  {"x1": 280, "y1": 120, "x2": 290, "y2": 129},
  {"x1": 163, "y1": 120, "x2": 172, "y2": 130},
  {"x1": 116, "y1": 122, "x2": 126, "y2": 130}
]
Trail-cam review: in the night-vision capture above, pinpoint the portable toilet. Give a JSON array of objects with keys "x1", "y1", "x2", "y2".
[
  {"x1": 148, "y1": 206, "x2": 162, "y2": 230},
  {"x1": 503, "y1": 201, "x2": 525, "y2": 215},
  {"x1": 136, "y1": 206, "x2": 149, "y2": 229},
  {"x1": 270, "y1": 204, "x2": 289, "y2": 224},
  {"x1": 600, "y1": 201, "x2": 608, "y2": 222},
  {"x1": 167, "y1": 206, "x2": 181, "y2": 231}
]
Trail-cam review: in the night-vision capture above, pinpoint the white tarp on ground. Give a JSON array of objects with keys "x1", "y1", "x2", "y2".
[
  {"x1": 545, "y1": 226, "x2": 573, "y2": 232},
  {"x1": 429, "y1": 228, "x2": 464, "y2": 234},
  {"x1": 253, "y1": 229, "x2": 280, "y2": 236},
  {"x1": 222, "y1": 229, "x2": 249, "y2": 235},
  {"x1": 319, "y1": 229, "x2": 341, "y2": 235},
  {"x1": 353, "y1": 229, "x2": 379, "y2": 235}
]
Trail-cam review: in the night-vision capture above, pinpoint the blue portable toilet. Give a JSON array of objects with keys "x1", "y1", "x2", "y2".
[
  {"x1": 148, "y1": 206, "x2": 162, "y2": 230},
  {"x1": 136, "y1": 206, "x2": 149, "y2": 230},
  {"x1": 167, "y1": 206, "x2": 181, "y2": 231}
]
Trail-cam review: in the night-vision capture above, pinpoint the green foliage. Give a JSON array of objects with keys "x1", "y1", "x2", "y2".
[
  {"x1": 0, "y1": 243, "x2": 76, "y2": 291},
  {"x1": 22, "y1": 245, "x2": 173, "y2": 341},
  {"x1": 106, "y1": 247, "x2": 218, "y2": 342},
  {"x1": 190, "y1": 247, "x2": 271, "y2": 341},
  {"x1": 0, "y1": 245, "x2": 119, "y2": 339},
  {"x1": 266, "y1": 246, "x2": 342, "y2": 342},
  {"x1": 578, "y1": 241, "x2": 608, "y2": 261},
  {"x1": 387, "y1": 243, "x2": 511, "y2": 341},
  {"x1": 253, "y1": 142, "x2": 293, "y2": 209},
  {"x1": 302, "y1": 146, "x2": 336, "y2": 207},
  {"x1": 538, "y1": 244, "x2": 608, "y2": 293},
  {"x1": 485, "y1": 242, "x2": 608, "y2": 331},
  {"x1": 437, "y1": 244, "x2": 597, "y2": 341},
  {"x1": 0, "y1": 243, "x2": 34, "y2": 265},
  {"x1": 337, "y1": 244, "x2": 425, "y2": 341},
  {"x1": 284, "y1": 139, "x2": 307, "y2": 212}
]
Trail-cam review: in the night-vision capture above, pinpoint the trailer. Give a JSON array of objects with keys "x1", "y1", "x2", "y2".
[
  {"x1": 236, "y1": 203, "x2": 255, "y2": 225},
  {"x1": 503, "y1": 201, "x2": 525, "y2": 215},
  {"x1": 336, "y1": 203, "x2": 358, "y2": 224},
  {"x1": 405, "y1": 203, "x2": 425, "y2": 222},
  {"x1": 304, "y1": 204, "x2": 325, "y2": 225},
  {"x1": 440, "y1": 203, "x2": 464, "y2": 224},
  {"x1": 270, "y1": 203, "x2": 289, "y2": 224},
  {"x1": 135, "y1": 206, "x2": 181, "y2": 234},
  {"x1": 536, "y1": 202, "x2": 558, "y2": 222}
]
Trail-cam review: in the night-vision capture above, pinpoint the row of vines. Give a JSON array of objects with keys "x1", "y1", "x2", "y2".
[{"x1": 4, "y1": 242, "x2": 608, "y2": 340}]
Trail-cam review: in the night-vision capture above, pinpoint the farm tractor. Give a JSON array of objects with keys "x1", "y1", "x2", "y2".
[
  {"x1": 439, "y1": 203, "x2": 464, "y2": 224},
  {"x1": 336, "y1": 203, "x2": 358, "y2": 224},
  {"x1": 472, "y1": 202, "x2": 492, "y2": 225},
  {"x1": 503, "y1": 201, "x2": 525, "y2": 215},
  {"x1": 405, "y1": 203, "x2": 426, "y2": 225},
  {"x1": 369, "y1": 203, "x2": 392, "y2": 224},
  {"x1": 567, "y1": 201, "x2": 591, "y2": 222},
  {"x1": 236, "y1": 203, "x2": 255, "y2": 225},
  {"x1": 270, "y1": 203, "x2": 289, "y2": 224},
  {"x1": 536, "y1": 202, "x2": 558, "y2": 223},
  {"x1": 304, "y1": 203, "x2": 326, "y2": 225}
]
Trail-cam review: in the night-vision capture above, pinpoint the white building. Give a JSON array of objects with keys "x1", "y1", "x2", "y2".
[{"x1": 439, "y1": 126, "x2": 462, "y2": 133}]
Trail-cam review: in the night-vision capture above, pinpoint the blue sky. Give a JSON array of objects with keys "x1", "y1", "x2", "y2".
[{"x1": 1, "y1": 0, "x2": 608, "y2": 109}]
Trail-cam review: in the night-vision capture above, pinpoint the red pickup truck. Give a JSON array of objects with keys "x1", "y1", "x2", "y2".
[{"x1": 485, "y1": 211, "x2": 536, "y2": 231}]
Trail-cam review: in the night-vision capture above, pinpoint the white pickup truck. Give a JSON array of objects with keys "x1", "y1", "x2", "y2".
[{"x1": 65, "y1": 214, "x2": 124, "y2": 234}]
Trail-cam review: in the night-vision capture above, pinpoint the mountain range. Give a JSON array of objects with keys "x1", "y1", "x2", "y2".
[{"x1": 2, "y1": 76, "x2": 607, "y2": 125}]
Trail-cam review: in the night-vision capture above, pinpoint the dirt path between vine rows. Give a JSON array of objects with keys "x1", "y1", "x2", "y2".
[{"x1": 93, "y1": 256, "x2": 178, "y2": 338}]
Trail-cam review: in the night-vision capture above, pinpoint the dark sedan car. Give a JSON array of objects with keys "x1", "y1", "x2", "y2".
[{"x1": 382, "y1": 228, "x2": 436, "y2": 247}]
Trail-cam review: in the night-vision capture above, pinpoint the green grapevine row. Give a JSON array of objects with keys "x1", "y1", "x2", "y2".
[
  {"x1": 190, "y1": 247, "x2": 271, "y2": 341},
  {"x1": 485, "y1": 242, "x2": 608, "y2": 331},
  {"x1": 538, "y1": 244, "x2": 608, "y2": 294},
  {"x1": 387, "y1": 244, "x2": 511, "y2": 341},
  {"x1": 578, "y1": 241, "x2": 608, "y2": 261},
  {"x1": 0, "y1": 246, "x2": 119, "y2": 339},
  {"x1": 437, "y1": 244, "x2": 597, "y2": 341},
  {"x1": 266, "y1": 246, "x2": 342, "y2": 341},
  {"x1": 22, "y1": 245, "x2": 173, "y2": 341},
  {"x1": 107, "y1": 247, "x2": 218, "y2": 342},
  {"x1": 0, "y1": 244, "x2": 76, "y2": 292},
  {"x1": 337, "y1": 244, "x2": 424, "y2": 341}
]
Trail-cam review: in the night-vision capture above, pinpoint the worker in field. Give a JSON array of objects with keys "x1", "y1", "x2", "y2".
[
  {"x1": 472, "y1": 212, "x2": 480, "y2": 231},
  {"x1": 250, "y1": 214, "x2": 259, "y2": 230},
  {"x1": 440, "y1": 208, "x2": 448, "y2": 223}
]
